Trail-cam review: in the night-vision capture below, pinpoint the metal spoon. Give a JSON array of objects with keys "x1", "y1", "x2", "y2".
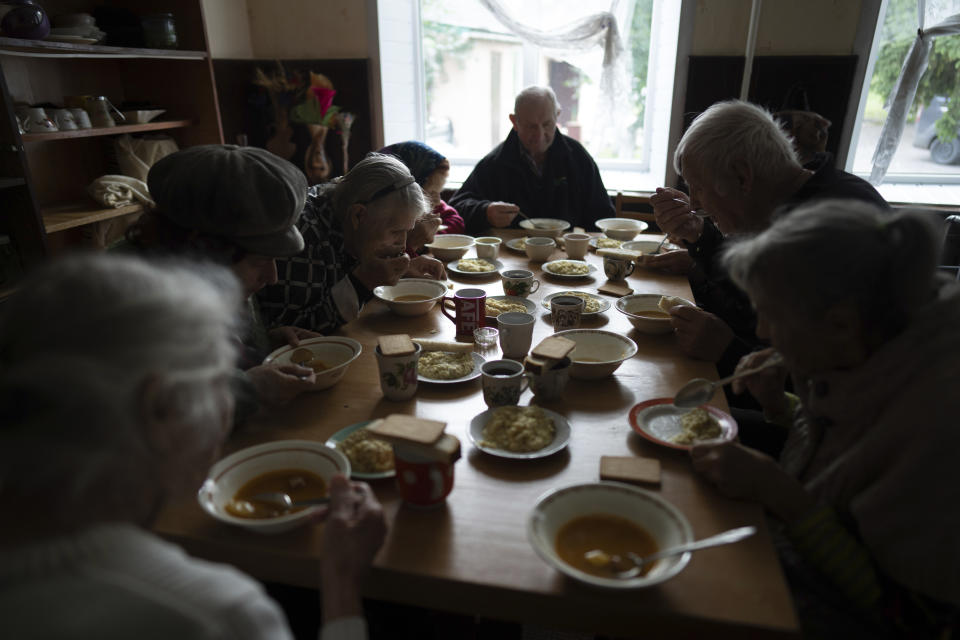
[
  {"x1": 671, "y1": 198, "x2": 709, "y2": 218},
  {"x1": 612, "y1": 526, "x2": 757, "y2": 579},
  {"x1": 673, "y1": 353, "x2": 785, "y2": 409},
  {"x1": 652, "y1": 235, "x2": 670, "y2": 255},
  {"x1": 250, "y1": 492, "x2": 330, "y2": 509},
  {"x1": 516, "y1": 210, "x2": 547, "y2": 229}
]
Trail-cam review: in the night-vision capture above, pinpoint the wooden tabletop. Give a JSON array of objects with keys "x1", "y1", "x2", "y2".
[{"x1": 153, "y1": 231, "x2": 799, "y2": 638}]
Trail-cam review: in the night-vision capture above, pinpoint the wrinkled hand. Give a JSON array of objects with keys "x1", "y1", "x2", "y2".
[
  {"x1": 316, "y1": 476, "x2": 387, "y2": 621},
  {"x1": 486, "y1": 201, "x2": 520, "y2": 228},
  {"x1": 731, "y1": 348, "x2": 789, "y2": 415},
  {"x1": 406, "y1": 214, "x2": 442, "y2": 252},
  {"x1": 691, "y1": 442, "x2": 814, "y2": 523},
  {"x1": 637, "y1": 249, "x2": 694, "y2": 275},
  {"x1": 405, "y1": 254, "x2": 447, "y2": 280},
  {"x1": 669, "y1": 305, "x2": 733, "y2": 362},
  {"x1": 246, "y1": 363, "x2": 316, "y2": 406},
  {"x1": 353, "y1": 245, "x2": 411, "y2": 290},
  {"x1": 650, "y1": 187, "x2": 703, "y2": 243},
  {"x1": 267, "y1": 325, "x2": 323, "y2": 348}
]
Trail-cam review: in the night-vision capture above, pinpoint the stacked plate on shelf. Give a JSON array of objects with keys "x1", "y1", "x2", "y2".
[{"x1": 46, "y1": 13, "x2": 105, "y2": 44}]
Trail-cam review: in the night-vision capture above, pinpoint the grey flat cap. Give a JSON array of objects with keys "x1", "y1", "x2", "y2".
[{"x1": 147, "y1": 144, "x2": 307, "y2": 257}]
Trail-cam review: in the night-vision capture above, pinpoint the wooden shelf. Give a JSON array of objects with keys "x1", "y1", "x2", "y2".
[
  {"x1": 22, "y1": 119, "x2": 192, "y2": 142},
  {"x1": 42, "y1": 202, "x2": 144, "y2": 233},
  {"x1": 0, "y1": 37, "x2": 207, "y2": 59},
  {"x1": 0, "y1": 177, "x2": 25, "y2": 189}
]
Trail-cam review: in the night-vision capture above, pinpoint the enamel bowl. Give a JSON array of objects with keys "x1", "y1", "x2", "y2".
[
  {"x1": 552, "y1": 329, "x2": 638, "y2": 379},
  {"x1": 199, "y1": 440, "x2": 350, "y2": 534},
  {"x1": 528, "y1": 482, "x2": 693, "y2": 589},
  {"x1": 616, "y1": 294, "x2": 694, "y2": 335},
  {"x1": 373, "y1": 278, "x2": 447, "y2": 316},
  {"x1": 595, "y1": 217, "x2": 649, "y2": 241},
  {"x1": 424, "y1": 234, "x2": 475, "y2": 262},
  {"x1": 263, "y1": 336, "x2": 363, "y2": 389}
]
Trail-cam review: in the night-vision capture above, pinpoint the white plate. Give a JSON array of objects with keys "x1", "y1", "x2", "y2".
[
  {"x1": 468, "y1": 407, "x2": 571, "y2": 459},
  {"x1": 325, "y1": 421, "x2": 395, "y2": 480},
  {"x1": 541, "y1": 260, "x2": 598, "y2": 279},
  {"x1": 621, "y1": 239, "x2": 682, "y2": 254},
  {"x1": 540, "y1": 291, "x2": 611, "y2": 317},
  {"x1": 588, "y1": 236, "x2": 627, "y2": 251},
  {"x1": 446, "y1": 258, "x2": 504, "y2": 277},
  {"x1": 485, "y1": 295, "x2": 537, "y2": 318},
  {"x1": 418, "y1": 351, "x2": 485, "y2": 384},
  {"x1": 44, "y1": 35, "x2": 101, "y2": 44},
  {"x1": 505, "y1": 237, "x2": 528, "y2": 252},
  {"x1": 628, "y1": 398, "x2": 738, "y2": 451}
]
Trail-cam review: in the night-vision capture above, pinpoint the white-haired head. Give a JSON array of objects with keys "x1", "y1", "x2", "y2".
[
  {"x1": 723, "y1": 200, "x2": 940, "y2": 340},
  {"x1": 0, "y1": 253, "x2": 242, "y2": 527},
  {"x1": 514, "y1": 85, "x2": 560, "y2": 115},
  {"x1": 675, "y1": 100, "x2": 801, "y2": 197},
  {"x1": 331, "y1": 152, "x2": 429, "y2": 220}
]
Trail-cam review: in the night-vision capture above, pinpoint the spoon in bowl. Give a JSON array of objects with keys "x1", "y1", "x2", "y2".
[
  {"x1": 516, "y1": 210, "x2": 548, "y2": 229},
  {"x1": 672, "y1": 353, "x2": 785, "y2": 409},
  {"x1": 610, "y1": 526, "x2": 757, "y2": 579},
  {"x1": 250, "y1": 492, "x2": 330, "y2": 510}
]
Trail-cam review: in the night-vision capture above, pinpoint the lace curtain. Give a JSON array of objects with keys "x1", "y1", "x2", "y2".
[
  {"x1": 870, "y1": 0, "x2": 960, "y2": 184},
  {"x1": 477, "y1": 0, "x2": 632, "y2": 155}
]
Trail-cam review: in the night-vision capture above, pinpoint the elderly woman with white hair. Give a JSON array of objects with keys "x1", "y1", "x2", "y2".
[
  {"x1": 690, "y1": 201, "x2": 960, "y2": 636},
  {"x1": 258, "y1": 152, "x2": 446, "y2": 333},
  {"x1": 0, "y1": 254, "x2": 386, "y2": 639},
  {"x1": 647, "y1": 100, "x2": 887, "y2": 374}
]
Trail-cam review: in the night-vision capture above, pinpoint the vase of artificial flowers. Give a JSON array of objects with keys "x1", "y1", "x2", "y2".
[{"x1": 292, "y1": 72, "x2": 339, "y2": 184}]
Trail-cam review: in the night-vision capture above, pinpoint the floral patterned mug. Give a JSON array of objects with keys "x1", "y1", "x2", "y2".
[
  {"x1": 375, "y1": 343, "x2": 421, "y2": 401},
  {"x1": 481, "y1": 359, "x2": 531, "y2": 407},
  {"x1": 501, "y1": 269, "x2": 541, "y2": 298}
]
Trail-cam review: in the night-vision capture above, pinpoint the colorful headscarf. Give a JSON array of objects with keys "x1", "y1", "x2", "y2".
[{"x1": 378, "y1": 141, "x2": 447, "y2": 187}]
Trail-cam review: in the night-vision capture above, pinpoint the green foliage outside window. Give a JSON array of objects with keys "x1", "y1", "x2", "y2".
[{"x1": 869, "y1": 0, "x2": 960, "y2": 143}]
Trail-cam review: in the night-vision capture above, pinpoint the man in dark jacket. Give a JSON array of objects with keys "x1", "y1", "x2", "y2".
[{"x1": 450, "y1": 86, "x2": 614, "y2": 235}]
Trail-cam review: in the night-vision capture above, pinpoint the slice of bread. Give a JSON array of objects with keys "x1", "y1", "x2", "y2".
[{"x1": 658, "y1": 295, "x2": 688, "y2": 313}]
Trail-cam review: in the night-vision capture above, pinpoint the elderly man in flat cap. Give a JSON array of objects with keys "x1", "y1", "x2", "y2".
[{"x1": 129, "y1": 144, "x2": 320, "y2": 417}]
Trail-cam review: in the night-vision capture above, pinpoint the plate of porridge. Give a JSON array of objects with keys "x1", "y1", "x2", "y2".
[
  {"x1": 447, "y1": 258, "x2": 504, "y2": 276},
  {"x1": 505, "y1": 237, "x2": 528, "y2": 252},
  {"x1": 540, "y1": 291, "x2": 610, "y2": 317},
  {"x1": 418, "y1": 351, "x2": 485, "y2": 384},
  {"x1": 628, "y1": 398, "x2": 737, "y2": 451},
  {"x1": 588, "y1": 236, "x2": 623, "y2": 251},
  {"x1": 469, "y1": 405, "x2": 571, "y2": 459},
  {"x1": 541, "y1": 260, "x2": 597, "y2": 279},
  {"x1": 485, "y1": 295, "x2": 537, "y2": 318},
  {"x1": 326, "y1": 421, "x2": 395, "y2": 480}
]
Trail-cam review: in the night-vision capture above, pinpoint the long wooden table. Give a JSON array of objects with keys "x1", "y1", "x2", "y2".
[{"x1": 154, "y1": 231, "x2": 799, "y2": 638}]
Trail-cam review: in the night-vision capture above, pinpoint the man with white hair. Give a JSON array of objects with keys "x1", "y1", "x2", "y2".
[
  {"x1": 648, "y1": 100, "x2": 887, "y2": 375},
  {"x1": 451, "y1": 85, "x2": 614, "y2": 234}
]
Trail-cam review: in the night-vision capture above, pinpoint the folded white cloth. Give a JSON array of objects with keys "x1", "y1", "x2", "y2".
[{"x1": 87, "y1": 175, "x2": 155, "y2": 208}]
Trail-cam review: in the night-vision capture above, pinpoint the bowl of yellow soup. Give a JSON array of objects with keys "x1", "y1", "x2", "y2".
[
  {"x1": 527, "y1": 482, "x2": 693, "y2": 589},
  {"x1": 373, "y1": 278, "x2": 447, "y2": 316},
  {"x1": 552, "y1": 329, "x2": 638, "y2": 379},
  {"x1": 424, "y1": 234, "x2": 475, "y2": 262},
  {"x1": 199, "y1": 440, "x2": 351, "y2": 534},
  {"x1": 616, "y1": 294, "x2": 694, "y2": 335},
  {"x1": 263, "y1": 336, "x2": 363, "y2": 389}
]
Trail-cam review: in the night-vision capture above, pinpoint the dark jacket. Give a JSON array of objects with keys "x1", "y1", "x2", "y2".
[
  {"x1": 688, "y1": 154, "x2": 890, "y2": 378},
  {"x1": 450, "y1": 129, "x2": 614, "y2": 235}
]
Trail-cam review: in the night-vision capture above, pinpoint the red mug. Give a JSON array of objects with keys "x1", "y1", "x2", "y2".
[
  {"x1": 394, "y1": 440, "x2": 459, "y2": 507},
  {"x1": 441, "y1": 287, "x2": 486, "y2": 337}
]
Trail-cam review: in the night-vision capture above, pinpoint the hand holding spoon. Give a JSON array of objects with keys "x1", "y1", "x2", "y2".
[{"x1": 673, "y1": 353, "x2": 784, "y2": 409}]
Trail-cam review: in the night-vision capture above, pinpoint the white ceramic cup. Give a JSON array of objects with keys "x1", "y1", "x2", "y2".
[
  {"x1": 69, "y1": 107, "x2": 92, "y2": 129},
  {"x1": 24, "y1": 107, "x2": 57, "y2": 133},
  {"x1": 525, "y1": 236, "x2": 556, "y2": 262},
  {"x1": 481, "y1": 359, "x2": 531, "y2": 407},
  {"x1": 51, "y1": 108, "x2": 77, "y2": 131},
  {"x1": 501, "y1": 269, "x2": 540, "y2": 298},
  {"x1": 563, "y1": 233, "x2": 590, "y2": 260},
  {"x1": 497, "y1": 311, "x2": 535, "y2": 360},
  {"x1": 550, "y1": 295, "x2": 585, "y2": 332},
  {"x1": 375, "y1": 343, "x2": 422, "y2": 401},
  {"x1": 475, "y1": 236, "x2": 502, "y2": 260},
  {"x1": 530, "y1": 357, "x2": 572, "y2": 400}
]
